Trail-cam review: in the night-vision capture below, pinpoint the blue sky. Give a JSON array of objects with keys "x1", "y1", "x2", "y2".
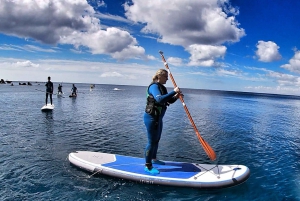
[{"x1": 1, "y1": 0, "x2": 300, "y2": 95}]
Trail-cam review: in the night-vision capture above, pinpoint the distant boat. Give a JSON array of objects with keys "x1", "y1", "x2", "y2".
[{"x1": 113, "y1": 88, "x2": 121, "y2": 91}]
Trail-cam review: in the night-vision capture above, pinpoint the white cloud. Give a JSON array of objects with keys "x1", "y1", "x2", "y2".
[
  {"x1": 0, "y1": 0, "x2": 95, "y2": 44},
  {"x1": 124, "y1": 0, "x2": 245, "y2": 47},
  {"x1": 100, "y1": 72, "x2": 123, "y2": 78},
  {"x1": 146, "y1": 55, "x2": 156, "y2": 60},
  {"x1": 124, "y1": 0, "x2": 245, "y2": 67},
  {"x1": 167, "y1": 57, "x2": 183, "y2": 66},
  {"x1": 0, "y1": 44, "x2": 21, "y2": 51},
  {"x1": 255, "y1": 41, "x2": 282, "y2": 62},
  {"x1": 281, "y1": 50, "x2": 300, "y2": 74},
  {"x1": 245, "y1": 85, "x2": 300, "y2": 94},
  {"x1": 186, "y1": 44, "x2": 227, "y2": 66},
  {"x1": 0, "y1": 44, "x2": 57, "y2": 53},
  {"x1": 95, "y1": 13, "x2": 132, "y2": 24},
  {"x1": 0, "y1": 57, "x2": 153, "y2": 85},
  {"x1": 245, "y1": 65, "x2": 300, "y2": 87},
  {"x1": 13, "y1": 60, "x2": 40, "y2": 68},
  {"x1": 23, "y1": 45, "x2": 57, "y2": 53},
  {"x1": 0, "y1": 0, "x2": 145, "y2": 60},
  {"x1": 89, "y1": 0, "x2": 106, "y2": 8},
  {"x1": 216, "y1": 69, "x2": 240, "y2": 76},
  {"x1": 99, "y1": 71, "x2": 138, "y2": 80},
  {"x1": 267, "y1": 71, "x2": 300, "y2": 86},
  {"x1": 60, "y1": 27, "x2": 146, "y2": 60}
]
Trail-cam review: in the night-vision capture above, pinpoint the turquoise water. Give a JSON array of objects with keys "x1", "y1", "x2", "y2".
[{"x1": 1, "y1": 83, "x2": 300, "y2": 200}]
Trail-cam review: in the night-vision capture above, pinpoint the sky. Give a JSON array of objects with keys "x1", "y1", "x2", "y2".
[{"x1": 1, "y1": 0, "x2": 300, "y2": 95}]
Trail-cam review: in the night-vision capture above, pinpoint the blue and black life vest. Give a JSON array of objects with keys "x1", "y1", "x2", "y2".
[{"x1": 145, "y1": 82, "x2": 168, "y2": 116}]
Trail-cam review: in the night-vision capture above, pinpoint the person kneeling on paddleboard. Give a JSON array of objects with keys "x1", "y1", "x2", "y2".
[
  {"x1": 58, "y1": 84, "x2": 63, "y2": 94},
  {"x1": 144, "y1": 69, "x2": 183, "y2": 174},
  {"x1": 71, "y1": 84, "x2": 77, "y2": 96}
]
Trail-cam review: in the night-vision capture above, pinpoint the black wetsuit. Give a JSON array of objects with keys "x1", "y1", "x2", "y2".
[
  {"x1": 72, "y1": 86, "x2": 77, "y2": 96},
  {"x1": 144, "y1": 83, "x2": 177, "y2": 168},
  {"x1": 58, "y1": 85, "x2": 63, "y2": 94},
  {"x1": 45, "y1": 81, "x2": 53, "y2": 105}
]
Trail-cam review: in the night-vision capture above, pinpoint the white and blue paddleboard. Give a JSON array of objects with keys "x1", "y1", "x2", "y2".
[
  {"x1": 41, "y1": 104, "x2": 54, "y2": 111},
  {"x1": 68, "y1": 151, "x2": 250, "y2": 188}
]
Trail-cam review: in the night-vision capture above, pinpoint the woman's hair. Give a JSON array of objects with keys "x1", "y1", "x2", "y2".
[{"x1": 152, "y1": 69, "x2": 167, "y2": 82}]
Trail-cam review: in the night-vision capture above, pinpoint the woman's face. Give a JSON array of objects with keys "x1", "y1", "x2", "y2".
[{"x1": 158, "y1": 73, "x2": 168, "y2": 84}]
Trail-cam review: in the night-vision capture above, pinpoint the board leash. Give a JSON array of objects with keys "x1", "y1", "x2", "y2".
[{"x1": 64, "y1": 157, "x2": 95, "y2": 179}]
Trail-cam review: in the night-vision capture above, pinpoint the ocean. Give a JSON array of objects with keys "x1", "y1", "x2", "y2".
[{"x1": 1, "y1": 83, "x2": 300, "y2": 201}]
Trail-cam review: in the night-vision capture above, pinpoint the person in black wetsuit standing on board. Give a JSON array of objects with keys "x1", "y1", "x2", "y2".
[{"x1": 45, "y1": 76, "x2": 53, "y2": 105}]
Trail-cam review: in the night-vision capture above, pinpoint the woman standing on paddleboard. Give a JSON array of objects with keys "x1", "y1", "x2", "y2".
[{"x1": 144, "y1": 69, "x2": 183, "y2": 174}]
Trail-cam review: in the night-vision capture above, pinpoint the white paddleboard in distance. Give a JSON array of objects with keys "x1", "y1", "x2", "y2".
[
  {"x1": 68, "y1": 151, "x2": 250, "y2": 189},
  {"x1": 41, "y1": 104, "x2": 54, "y2": 111}
]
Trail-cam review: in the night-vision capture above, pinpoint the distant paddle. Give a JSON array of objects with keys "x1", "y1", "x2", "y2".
[{"x1": 159, "y1": 51, "x2": 217, "y2": 161}]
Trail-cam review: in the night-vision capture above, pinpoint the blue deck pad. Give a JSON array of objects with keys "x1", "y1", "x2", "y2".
[{"x1": 102, "y1": 155, "x2": 201, "y2": 179}]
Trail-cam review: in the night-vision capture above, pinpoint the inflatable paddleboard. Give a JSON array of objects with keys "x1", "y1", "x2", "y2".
[
  {"x1": 69, "y1": 95, "x2": 77, "y2": 98},
  {"x1": 41, "y1": 104, "x2": 54, "y2": 111},
  {"x1": 68, "y1": 151, "x2": 250, "y2": 188}
]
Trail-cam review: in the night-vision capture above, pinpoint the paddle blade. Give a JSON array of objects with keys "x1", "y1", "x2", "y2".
[
  {"x1": 195, "y1": 131, "x2": 216, "y2": 160},
  {"x1": 203, "y1": 139, "x2": 217, "y2": 161}
]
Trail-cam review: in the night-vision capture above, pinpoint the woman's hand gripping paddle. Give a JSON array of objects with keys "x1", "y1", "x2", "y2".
[{"x1": 159, "y1": 51, "x2": 217, "y2": 161}]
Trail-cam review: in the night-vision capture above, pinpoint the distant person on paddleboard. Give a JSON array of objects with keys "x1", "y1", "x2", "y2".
[
  {"x1": 71, "y1": 84, "x2": 77, "y2": 96},
  {"x1": 45, "y1": 76, "x2": 53, "y2": 105},
  {"x1": 144, "y1": 69, "x2": 183, "y2": 174},
  {"x1": 58, "y1": 84, "x2": 63, "y2": 94}
]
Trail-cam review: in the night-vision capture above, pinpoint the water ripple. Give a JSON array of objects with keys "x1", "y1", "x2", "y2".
[{"x1": 1, "y1": 84, "x2": 300, "y2": 200}]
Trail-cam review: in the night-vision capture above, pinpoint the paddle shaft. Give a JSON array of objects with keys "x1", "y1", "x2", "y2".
[{"x1": 159, "y1": 51, "x2": 216, "y2": 161}]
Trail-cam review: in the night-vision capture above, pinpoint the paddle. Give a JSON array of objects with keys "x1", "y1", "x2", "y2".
[{"x1": 159, "y1": 51, "x2": 217, "y2": 161}]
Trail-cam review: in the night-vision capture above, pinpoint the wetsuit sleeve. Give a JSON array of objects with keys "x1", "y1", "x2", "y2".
[
  {"x1": 148, "y1": 84, "x2": 176, "y2": 104},
  {"x1": 51, "y1": 82, "x2": 53, "y2": 93},
  {"x1": 167, "y1": 96, "x2": 178, "y2": 104}
]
